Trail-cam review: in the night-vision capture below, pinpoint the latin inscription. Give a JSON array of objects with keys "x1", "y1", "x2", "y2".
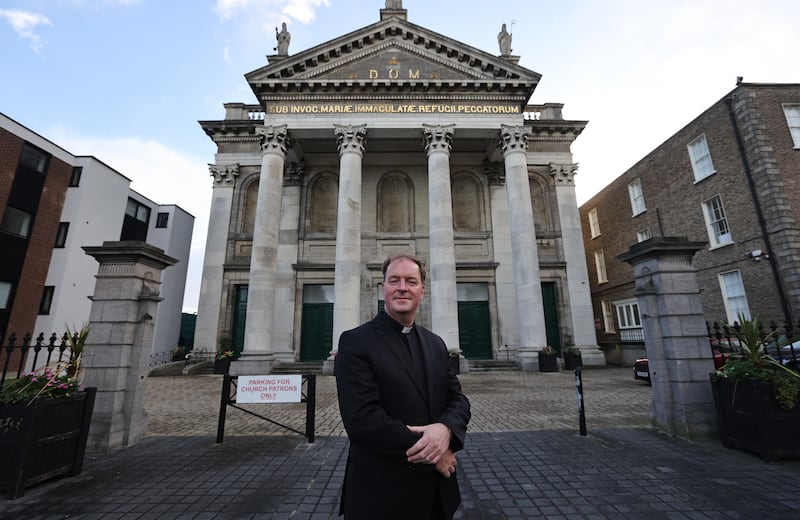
[{"x1": 267, "y1": 103, "x2": 520, "y2": 115}]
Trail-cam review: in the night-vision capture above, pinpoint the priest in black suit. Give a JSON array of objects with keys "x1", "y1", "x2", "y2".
[{"x1": 335, "y1": 253, "x2": 471, "y2": 520}]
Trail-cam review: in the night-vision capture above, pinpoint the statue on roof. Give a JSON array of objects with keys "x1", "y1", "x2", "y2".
[
  {"x1": 498, "y1": 23, "x2": 512, "y2": 56},
  {"x1": 385, "y1": 0, "x2": 403, "y2": 8},
  {"x1": 275, "y1": 22, "x2": 290, "y2": 56}
]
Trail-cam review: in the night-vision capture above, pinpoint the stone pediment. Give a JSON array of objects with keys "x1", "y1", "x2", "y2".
[{"x1": 245, "y1": 17, "x2": 540, "y2": 100}]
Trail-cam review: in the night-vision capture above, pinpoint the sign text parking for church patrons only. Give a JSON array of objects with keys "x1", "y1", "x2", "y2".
[{"x1": 236, "y1": 375, "x2": 302, "y2": 403}]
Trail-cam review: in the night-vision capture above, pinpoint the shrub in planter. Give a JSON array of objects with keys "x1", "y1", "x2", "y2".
[
  {"x1": 0, "y1": 325, "x2": 96, "y2": 499},
  {"x1": 710, "y1": 315, "x2": 800, "y2": 461},
  {"x1": 538, "y1": 346, "x2": 559, "y2": 372},
  {"x1": 563, "y1": 347, "x2": 582, "y2": 370},
  {"x1": 448, "y1": 349, "x2": 461, "y2": 375},
  {"x1": 215, "y1": 337, "x2": 235, "y2": 374}
]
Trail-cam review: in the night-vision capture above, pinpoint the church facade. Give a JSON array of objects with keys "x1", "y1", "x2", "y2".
[{"x1": 195, "y1": 4, "x2": 601, "y2": 373}]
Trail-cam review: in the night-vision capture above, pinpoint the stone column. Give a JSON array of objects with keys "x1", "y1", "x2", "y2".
[
  {"x1": 331, "y1": 125, "x2": 367, "y2": 360},
  {"x1": 499, "y1": 125, "x2": 547, "y2": 370},
  {"x1": 619, "y1": 237, "x2": 718, "y2": 440},
  {"x1": 272, "y1": 161, "x2": 304, "y2": 363},
  {"x1": 193, "y1": 164, "x2": 238, "y2": 357},
  {"x1": 550, "y1": 163, "x2": 604, "y2": 366},
  {"x1": 486, "y1": 161, "x2": 519, "y2": 359},
  {"x1": 81, "y1": 241, "x2": 177, "y2": 453},
  {"x1": 423, "y1": 124, "x2": 460, "y2": 352},
  {"x1": 236, "y1": 125, "x2": 291, "y2": 375}
]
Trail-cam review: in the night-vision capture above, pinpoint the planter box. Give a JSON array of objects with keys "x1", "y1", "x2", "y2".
[
  {"x1": 448, "y1": 357, "x2": 460, "y2": 375},
  {"x1": 0, "y1": 387, "x2": 96, "y2": 499},
  {"x1": 563, "y1": 351, "x2": 582, "y2": 370},
  {"x1": 710, "y1": 377, "x2": 800, "y2": 461},
  {"x1": 538, "y1": 352, "x2": 559, "y2": 372},
  {"x1": 214, "y1": 359, "x2": 231, "y2": 374}
]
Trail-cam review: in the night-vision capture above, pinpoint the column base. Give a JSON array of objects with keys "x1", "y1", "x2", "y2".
[
  {"x1": 576, "y1": 346, "x2": 607, "y2": 367},
  {"x1": 515, "y1": 348, "x2": 544, "y2": 371},
  {"x1": 322, "y1": 359, "x2": 335, "y2": 376},
  {"x1": 230, "y1": 354, "x2": 275, "y2": 376}
]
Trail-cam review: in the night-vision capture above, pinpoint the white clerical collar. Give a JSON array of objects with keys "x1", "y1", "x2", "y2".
[{"x1": 401, "y1": 326, "x2": 413, "y2": 334}]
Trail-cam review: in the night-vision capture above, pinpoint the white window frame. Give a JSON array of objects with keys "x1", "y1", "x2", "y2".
[
  {"x1": 688, "y1": 134, "x2": 716, "y2": 182},
  {"x1": 614, "y1": 298, "x2": 644, "y2": 343},
  {"x1": 636, "y1": 228, "x2": 651, "y2": 243},
  {"x1": 783, "y1": 104, "x2": 800, "y2": 148},
  {"x1": 628, "y1": 178, "x2": 646, "y2": 216},
  {"x1": 718, "y1": 270, "x2": 750, "y2": 323},
  {"x1": 601, "y1": 299, "x2": 615, "y2": 333},
  {"x1": 702, "y1": 194, "x2": 733, "y2": 248},
  {"x1": 588, "y1": 207, "x2": 601, "y2": 238},
  {"x1": 594, "y1": 250, "x2": 608, "y2": 284}
]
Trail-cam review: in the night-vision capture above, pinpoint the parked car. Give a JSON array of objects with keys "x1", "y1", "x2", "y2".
[
  {"x1": 633, "y1": 358, "x2": 650, "y2": 384},
  {"x1": 633, "y1": 349, "x2": 733, "y2": 385},
  {"x1": 775, "y1": 341, "x2": 800, "y2": 369}
]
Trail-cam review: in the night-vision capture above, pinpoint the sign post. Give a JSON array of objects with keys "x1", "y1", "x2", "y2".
[{"x1": 575, "y1": 368, "x2": 587, "y2": 436}]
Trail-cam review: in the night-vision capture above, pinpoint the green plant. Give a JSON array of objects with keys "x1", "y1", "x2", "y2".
[
  {"x1": 448, "y1": 348, "x2": 460, "y2": 358},
  {"x1": 216, "y1": 349, "x2": 234, "y2": 360},
  {"x1": 65, "y1": 322, "x2": 90, "y2": 378},
  {"x1": 712, "y1": 314, "x2": 800, "y2": 410},
  {"x1": 540, "y1": 345, "x2": 557, "y2": 356},
  {"x1": 0, "y1": 370, "x2": 80, "y2": 405},
  {"x1": 216, "y1": 335, "x2": 234, "y2": 360}
]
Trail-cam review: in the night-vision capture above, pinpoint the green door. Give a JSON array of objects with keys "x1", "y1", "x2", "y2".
[
  {"x1": 300, "y1": 303, "x2": 333, "y2": 361},
  {"x1": 231, "y1": 285, "x2": 248, "y2": 358},
  {"x1": 458, "y1": 301, "x2": 492, "y2": 359},
  {"x1": 300, "y1": 285, "x2": 335, "y2": 362},
  {"x1": 541, "y1": 282, "x2": 561, "y2": 353}
]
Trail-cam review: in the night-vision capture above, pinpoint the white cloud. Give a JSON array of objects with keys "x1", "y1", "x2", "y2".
[
  {"x1": 0, "y1": 9, "x2": 52, "y2": 52},
  {"x1": 215, "y1": 0, "x2": 255, "y2": 21},
  {"x1": 283, "y1": 0, "x2": 329, "y2": 24},
  {"x1": 215, "y1": 0, "x2": 328, "y2": 24},
  {"x1": 48, "y1": 128, "x2": 212, "y2": 312}
]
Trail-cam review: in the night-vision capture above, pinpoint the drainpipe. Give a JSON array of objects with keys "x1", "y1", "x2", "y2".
[{"x1": 725, "y1": 95, "x2": 793, "y2": 326}]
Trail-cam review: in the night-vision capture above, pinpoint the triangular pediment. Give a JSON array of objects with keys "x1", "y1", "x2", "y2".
[{"x1": 245, "y1": 16, "x2": 540, "y2": 100}]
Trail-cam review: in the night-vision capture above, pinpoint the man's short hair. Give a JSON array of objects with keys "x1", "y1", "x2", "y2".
[{"x1": 382, "y1": 254, "x2": 427, "y2": 284}]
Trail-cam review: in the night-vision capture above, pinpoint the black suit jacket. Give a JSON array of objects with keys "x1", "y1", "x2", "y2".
[{"x1": 335, "y1": 312, "x2": 471, "y2": 519}]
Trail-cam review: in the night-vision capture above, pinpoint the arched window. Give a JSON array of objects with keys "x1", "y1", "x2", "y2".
[
  {"x1": 306, "y1": 173, "x2": 338, "y2": 233},
  {"x1": 241, "y1": 179, "x2": 258, "y2": 235},
  {"x1": 529, "y1": 175, "x2": 551, "y2": 233},
  {"x1": 452, "y1": 173, "x2": 484, "y2": 232},
  {"x1": 377, "y1": 173, "x2": 414, "y2": 233}
]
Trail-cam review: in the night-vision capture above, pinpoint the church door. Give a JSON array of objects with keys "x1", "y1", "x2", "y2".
[
  {"x1": 231, "y1": 285, "x2": 248, "y2": 357},
  {"x1": 457, "y1": 283, "x2": 492, "y2": 359},
  {"x1": 299, "y1": 285, "x2": 334, "y2": 361},
  {"x1": 541, "y1": 282, "x2": 561, "y2": 353}
]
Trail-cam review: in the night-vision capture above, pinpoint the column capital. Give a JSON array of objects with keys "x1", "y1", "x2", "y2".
[
  {"x1": 256, "y1": 124, "x2": 292, "y2": 155},
  {"x1": 423, "y1": 124, "x2": 455, "y2": 155},
  {"x1": 334, "y1": 124, "x2": 367, "y2": 156},
  {"x1": 498, "y1": 124, "x2": 532, "y2": 154},
  {"x1": 209, "y1": 163, "x2": 239, "y2": 185},
  {"x1": 483, "y1": 160, "x2": 505, "y2": 186},
  {"x1": 549, "y1": 163, "x2": 579, "y2": 186}
]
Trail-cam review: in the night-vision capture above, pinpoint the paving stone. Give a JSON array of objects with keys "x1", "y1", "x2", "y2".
[{"x1": 2, "y1": 368, "x2": 800, "y2": 518}]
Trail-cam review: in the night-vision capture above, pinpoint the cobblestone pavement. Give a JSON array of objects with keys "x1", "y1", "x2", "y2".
[
  {"x1": 145, "y1": 367, "x2": 652, "y2": 437},
  {"x1": 4, "y1": 367, "x2": 800, "y2": 519}
]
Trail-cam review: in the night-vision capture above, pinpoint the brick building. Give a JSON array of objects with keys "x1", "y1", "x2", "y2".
[
  {"x1": 0, "y1": 113, "x2": 193, "y2": 369},
  {"x1": 0, "y1": 115, "x2": 72, "y2": 340},
  {"x1": 579, "y1": 82, "x2": 800, "y2": 365}
]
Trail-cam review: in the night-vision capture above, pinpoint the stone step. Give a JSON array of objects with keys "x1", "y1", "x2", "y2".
[
  {"x1": 272, "y1": 361, "x2": 324, "y2": 375},
  {"x1": 467, "y1": 359, "x2": 519, "y2": 372}
]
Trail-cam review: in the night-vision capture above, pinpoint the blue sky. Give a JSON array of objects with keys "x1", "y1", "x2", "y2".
[{"x1": 2, "y1": 0, "x2": 798, "y2": 313}]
